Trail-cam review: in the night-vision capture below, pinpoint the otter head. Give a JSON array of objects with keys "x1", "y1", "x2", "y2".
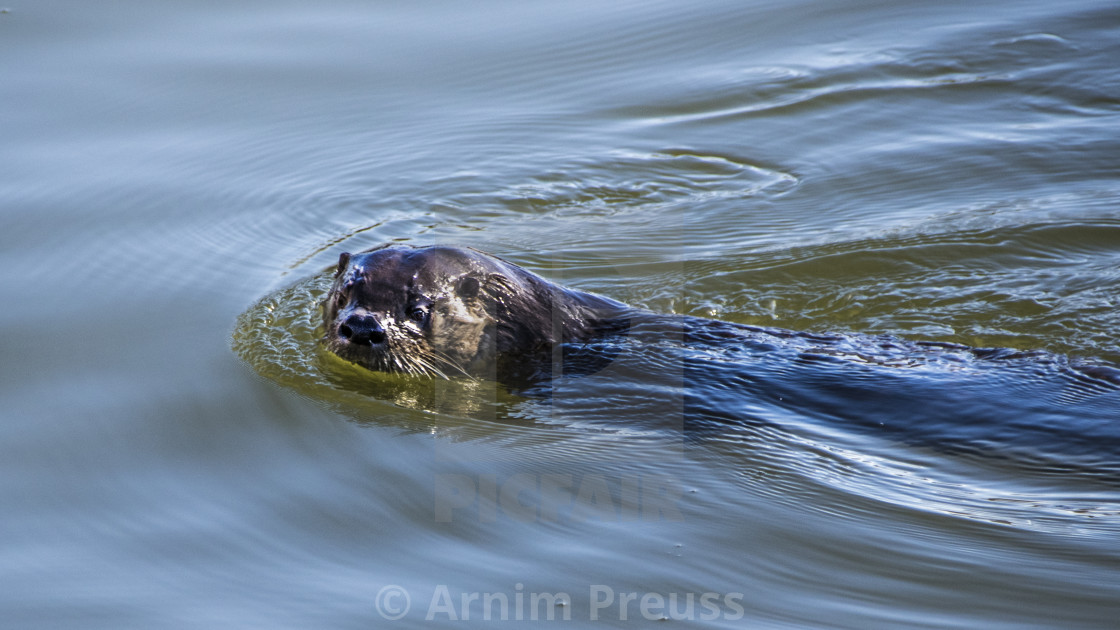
[{"x1": 322, "y1": 246, "x2": 500, "y2": 378}]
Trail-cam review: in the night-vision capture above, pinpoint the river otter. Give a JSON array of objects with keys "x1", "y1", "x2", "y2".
[
  {"x1": 318, "y1": 244, "x2": 1120, "y2": 472},
  {"x1": 322, "y1": 245, "x2": 627, "y2": 383},
  {"x1": 323, "y1": 244, "x2": 1120, "y2": 388}
]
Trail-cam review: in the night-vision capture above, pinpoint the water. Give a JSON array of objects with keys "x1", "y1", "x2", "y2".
[{"x1": 3, "y1": 0, "x2": 1119, "y2": 627}]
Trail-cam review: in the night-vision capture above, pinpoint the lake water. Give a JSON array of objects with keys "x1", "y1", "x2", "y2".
[{"x1": 3, "y1": 0, "x2": 1119, "y2": 627}]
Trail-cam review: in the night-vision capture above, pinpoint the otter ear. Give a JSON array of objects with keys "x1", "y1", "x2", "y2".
[
  {"x1": 483, "y1": 272, "x2": 515, "y2": 296},
  {"x1": 335, "y1": 252, "x2": 351, "y2": 278},
  {"x1": 456, "y1": 276, "x2": 480, "y2": 299}
]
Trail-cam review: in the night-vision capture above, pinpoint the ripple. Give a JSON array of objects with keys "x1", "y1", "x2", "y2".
[
  {"x1": 698, "y1": 400, "x2": 1120, "y2": 539},
  {"x1": 605, "y1": 45, "x2": 1015, "y2": 129},
  {"x1": 445, "y1": 148, "x2": 797, "y2": 215}
]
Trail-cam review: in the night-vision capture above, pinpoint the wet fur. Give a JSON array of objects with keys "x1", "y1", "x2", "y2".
[{"x1": 322, "y1": 245, "x2": 625, "y2": 382}]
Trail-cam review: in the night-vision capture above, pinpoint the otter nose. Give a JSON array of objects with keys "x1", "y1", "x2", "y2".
[{"x1": 338, "y1": 313, "x2": 386, "y2": 346}]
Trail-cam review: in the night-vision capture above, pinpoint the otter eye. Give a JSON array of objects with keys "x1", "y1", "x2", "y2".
[
  {"x1": 408, "y1": 305, "x2": 428, "y2": 323},
  {"x1": 335, "y1": 293, "x2": 347, "y2": 310}
]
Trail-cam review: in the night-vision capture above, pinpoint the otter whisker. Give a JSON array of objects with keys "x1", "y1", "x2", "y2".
[
  {"x1": 414, "y1": 356, "x2": 451, "y2": 380},
  {"x1": 396, "y1": 353, "x2": 420, "y2": 377},
  {"x1": 426, "y1": 348, "x2": 476, "y2": 381}
]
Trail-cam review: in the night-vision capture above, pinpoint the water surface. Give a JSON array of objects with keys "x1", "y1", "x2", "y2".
[{"x1": 3, "y1": 0, "x2": 1120, "y2": 627}]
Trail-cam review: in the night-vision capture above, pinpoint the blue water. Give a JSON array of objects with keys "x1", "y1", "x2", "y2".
[{"x1": 4, "y1": 0, "x2": 1120, "y2": 627}]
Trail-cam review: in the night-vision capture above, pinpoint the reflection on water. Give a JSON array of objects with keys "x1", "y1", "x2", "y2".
[{"x1": 5, "y1": 0, "x2": 1120, "y2": 627}]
